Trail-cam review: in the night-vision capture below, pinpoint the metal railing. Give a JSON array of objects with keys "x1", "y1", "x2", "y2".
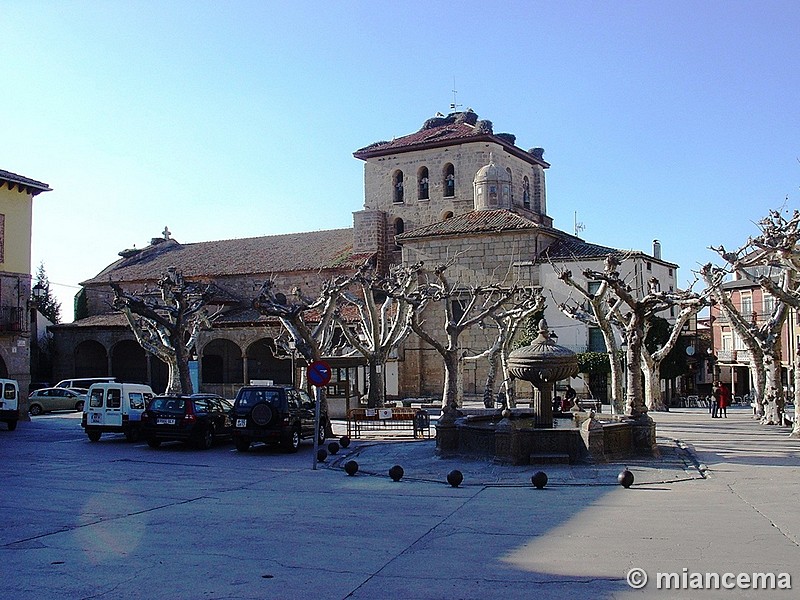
[{"x1": 0, "y1": 307, "x2": 25, "y2": 332}]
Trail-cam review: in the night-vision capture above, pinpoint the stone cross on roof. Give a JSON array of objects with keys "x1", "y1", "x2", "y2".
[{"x1": 162, "y1": 226, "x2": 171, "y2": 240}]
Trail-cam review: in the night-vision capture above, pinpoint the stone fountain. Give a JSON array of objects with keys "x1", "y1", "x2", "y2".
[
  {"x1": 436, "y1": 319, "x2": 647, "y2": 464},
  {"x1": 507, "y1": 319, "x2": 579, "y2": 427}
]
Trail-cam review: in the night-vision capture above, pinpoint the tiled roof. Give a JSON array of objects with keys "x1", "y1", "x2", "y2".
[
  {"x1": 353, "y1": 111, "x2": 549, "y2": 168},
  {"x1": 540, "y1": 236, "x2": 625, "y2": 260},
  {"x1": 541, "y1": 235, "x2": 679, "y2": 268},
  {"x1": 0, "y1": 168, "x2": 52, "y2": 194},
  {"x1": 83, "y1": 228, "x2": 363, "y2": 285},
  {"x1": 396, "y1": 209, "x2": 548, "y2": 240},
  {"x1": 49, "y1": 313, "x2": 130, "y2": 329}
]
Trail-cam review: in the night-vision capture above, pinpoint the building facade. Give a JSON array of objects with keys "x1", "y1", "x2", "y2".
[
  {"x1": 711, "y1": 273, "x2": 796, "y2": 400},
  {"x1": 51, "y1": 110, "x2": 678, "y2": 405},
  {"x1": 0, "y1": 169, "x2": 52, "y2": 398}
]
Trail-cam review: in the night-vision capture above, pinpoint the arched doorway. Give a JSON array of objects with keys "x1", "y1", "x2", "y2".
[
  {"x1": 246, "y1": 338, "x2": 291, "y2": 385},
  {"x1": 201, "y1": 339, "x2": 243, "y2": 396},
  {"x1": 111, "y1": 340, "x2": 148, "y2": 384},
  {"x1": 74, "y1": 340, "x2": 108, "y2": 378}
]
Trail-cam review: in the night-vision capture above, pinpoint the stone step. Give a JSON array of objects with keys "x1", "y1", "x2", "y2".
[{"x1": 529, "y1": 452, "x2": 571, "y2": 465}]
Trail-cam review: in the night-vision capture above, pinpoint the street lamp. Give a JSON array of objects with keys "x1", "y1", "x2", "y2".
[{"x1": 32, "y1": 282, "x2": 45, "y2": 302}]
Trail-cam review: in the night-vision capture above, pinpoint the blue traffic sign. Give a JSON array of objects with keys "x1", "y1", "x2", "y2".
[{"x1": 307, "y1": 360, "x2": 332, "y2": 387}]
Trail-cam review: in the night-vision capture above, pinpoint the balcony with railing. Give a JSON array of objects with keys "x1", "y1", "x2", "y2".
[{"x1": 0, "y1": 307, "x2": 25, "y2": 333}]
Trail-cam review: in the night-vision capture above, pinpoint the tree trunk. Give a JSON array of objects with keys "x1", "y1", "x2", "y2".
[
  {"x1": 442, "y1": 350, "x2": 463, "y2": 408},
  {"x1": 762, "y1": 357, "x2": 782, "y2": 425},
  {"x1": 483, "y1": 352, "x2": 498, "y2": 408},
  {"x1": 366, "y1": 360, "x2": 385, "y2": 408},
  {"x1": 642, "y1": 357, "x2": 666, "y2": 411},
  {"x1": 625, "y1": 332, "x2": 647, "y2": 418},
  {"x1": 609, "y1": 351, "x2": 625, "y2": 414}
]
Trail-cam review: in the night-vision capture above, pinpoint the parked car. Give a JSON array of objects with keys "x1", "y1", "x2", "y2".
[
  {"x1": 28, "y1": 387, "x2": 88, "y2": 415},
  {"x1": 231, "y1": 385, "x2": 325, "y2": 453},
  {"x1": 141, "y1": 394, "x2": 233, "y2": 450},
  {"x1": 56, "y1": 377, "x2": 116, "y2": 389}
]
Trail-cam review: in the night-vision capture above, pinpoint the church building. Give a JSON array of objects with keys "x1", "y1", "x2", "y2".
[{"x1": 51, "y1": 110, "x2": 677, "y2": 405}]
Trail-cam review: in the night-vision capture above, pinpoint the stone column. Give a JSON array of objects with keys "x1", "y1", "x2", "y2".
[{"x1": 532, "y1": 382, "x2": 554, "y2": 428}]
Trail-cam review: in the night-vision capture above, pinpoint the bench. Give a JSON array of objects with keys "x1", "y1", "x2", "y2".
[
  {"x1": 347, "y1": 407, "x2": 432, "y2": 439},
  {"x1": 576, "y1": 399, "x2": 602, "y2": 413}
]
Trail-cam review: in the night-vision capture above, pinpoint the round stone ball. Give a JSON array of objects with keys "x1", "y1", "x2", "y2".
[
  {"x1": 618, "y1": 469, "x2": 634, "y2": 488},
  {"x1": 327, "y1": 441, "x2": 340, "y2": 455},
  {"x1": 339, "y1": 435, "x2": 351, "y2": 448},
  {"x1": 447, "y1": 469, "x2": 464, "y2": 488},
  {"x1": 531, "y1": 471, "x2": 548, "y2": 489},
  {"x1": 316, "y1": 448, "x2": 328, "y2": 462},
  {"x1": 344, "y1": 460, "x2": 359, "y2": 476},
  {"x1": 389, "y1": 465, "x2": 404, "y2": 481}
]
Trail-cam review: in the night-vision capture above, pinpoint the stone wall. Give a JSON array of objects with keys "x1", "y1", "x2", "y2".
[{"x1": 360, "y1": 141, "x2": 548, "y2": 233}]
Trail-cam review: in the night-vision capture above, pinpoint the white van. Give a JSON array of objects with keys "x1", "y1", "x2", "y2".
[
  {"x1": 82, "y1": 382, "x2": 154, "y2": 442},
  {"x1": 0, "y1": 379, "x2": 20, "y2": 431},
  {"x1": 56, "y1": 377, "x2": 116, "y2": 390}
]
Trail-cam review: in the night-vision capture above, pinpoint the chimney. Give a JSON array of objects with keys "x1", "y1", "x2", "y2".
[{"x1": 653, "y1": 239, "x2": 661, "y2": 260}]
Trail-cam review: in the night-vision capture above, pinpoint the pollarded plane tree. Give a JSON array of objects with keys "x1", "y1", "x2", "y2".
[
  {"x1": 405, "y1": 261, "x2": 528, "y2": 408},
  {"x1": 253, "y1": 276, "x2": 350, "y2": 437},
  {"x1": 584, "y1": 256, "x2": 706, "y2": 418},
  {"x1": 708, "y1": 208, "x2": 799, "y2": 428},
  {"x1": 555, "y1": 262, "x2": 627, "y2": 414},
  {"x1": 334, "y1": 262, "x2": 423, "y2": 408},
  {"x1": 635, "y1": 288, "x2": 707, "y2": 412},
  {"x1": 111, "y1": 267, "x2": 221, "y2": 394},
  {"x1": 462, "y1": 290, "x2": 545, "y2": 408}
]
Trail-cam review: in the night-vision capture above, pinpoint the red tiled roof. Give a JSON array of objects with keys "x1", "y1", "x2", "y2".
[
  {"x1": 82, "y1": 228, "x2": 364, "y2": 285},
  {"x1": 353, "y1": 111, "x2": 549, "y2": 168},
  {"x1": 396, "y1": 209, "x2": 547, "y2": 240}
]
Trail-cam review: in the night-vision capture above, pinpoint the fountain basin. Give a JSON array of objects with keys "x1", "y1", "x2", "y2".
[{"x1": 436, "y1": 408, "x2": 641, "y2": 465}]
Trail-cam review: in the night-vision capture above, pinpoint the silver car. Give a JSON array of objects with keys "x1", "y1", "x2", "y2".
[{"x1": 28, "y1": 387, "x2": 87, "y2": 415}]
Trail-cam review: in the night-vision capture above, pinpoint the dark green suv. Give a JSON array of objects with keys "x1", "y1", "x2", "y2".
[{"x1": 231, "y1": 385, "x2": 326, "y2": 453}]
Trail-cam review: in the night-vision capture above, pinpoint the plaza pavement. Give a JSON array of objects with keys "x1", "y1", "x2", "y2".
[{"x1": 2, "y1": 404, "x2": 799, "y2": 599}]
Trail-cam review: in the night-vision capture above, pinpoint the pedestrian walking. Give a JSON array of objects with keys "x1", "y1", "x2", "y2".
[
  {"x1": 718, "y1": 381, "x2": 731, "y2": 418},
  {"x1": 711, "y1": 382, "x2": 721, "y2": 418}
]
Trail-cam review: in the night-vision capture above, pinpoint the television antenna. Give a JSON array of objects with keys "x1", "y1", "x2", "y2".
[
  {"x1": 450, "y1": 77, "x2": 462, "y2": 112},
  {"x1": 574, "y1": 211, "x2": 585, "y2": 236}
]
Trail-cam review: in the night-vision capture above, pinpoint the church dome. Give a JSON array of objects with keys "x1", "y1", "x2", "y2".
[
  {"x1": 473, "y1": 153, "x2": 510, "y2": 185},
  {"x1": 473, "y1": 152, "x2": 512, "y2": 210}
]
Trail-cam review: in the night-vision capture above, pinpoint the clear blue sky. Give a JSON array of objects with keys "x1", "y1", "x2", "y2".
[{"x1": 3, "y1": 1, "x2": 798, "y2": 321}]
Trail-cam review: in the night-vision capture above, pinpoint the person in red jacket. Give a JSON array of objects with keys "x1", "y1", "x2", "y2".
[{"x1": 718, "y1": 382, "x2": 731, "y2": 418}]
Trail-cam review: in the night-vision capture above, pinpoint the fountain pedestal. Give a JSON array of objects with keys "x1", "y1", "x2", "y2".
[{"x1": 507, "y1": 320, "x2": 578, "y2": 428}]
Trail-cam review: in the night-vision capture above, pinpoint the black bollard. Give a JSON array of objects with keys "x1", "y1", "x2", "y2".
[
  {"x1": 531, "y1": 471, "x2": 548, "y2": 489},
  {"x1": 447, "y1": 469, "x2": 464, "y2": 488}
]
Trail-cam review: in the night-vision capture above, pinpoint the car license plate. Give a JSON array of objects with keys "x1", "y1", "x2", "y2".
[
  {"x1": 236, "y1": 418, "x2": 247, "y2": 428},
  {"x1": 157, "y1": 418, "x2": 176, "y2": 425}
]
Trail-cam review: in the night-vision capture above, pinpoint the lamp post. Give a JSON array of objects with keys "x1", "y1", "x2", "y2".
[
  {"x1": 29, "y1": 282, "x2": 45, "y2": 382},
  {"x1": 618, "y1": 338, "x2": 628, "y2": 415},
  {"x1": 288, "y1": 339, "x2": 296, "y2": 386}
]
